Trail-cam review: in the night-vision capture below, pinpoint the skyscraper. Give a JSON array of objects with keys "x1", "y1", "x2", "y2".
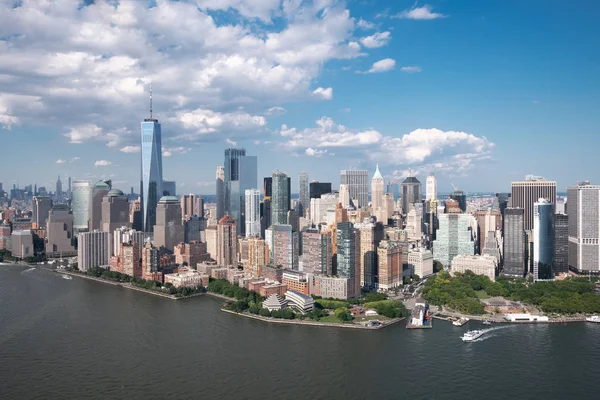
[
  {"x1": 67, "y1": 177, "x2": 72, "y2": 199},
  {"x1": 554, "y1": 213, "x2": 568, "y2": 274},
  {"x1": 310, "y1": 181, "x2": 332, "y2": 199},
  {"x1": 101, "y1": 189, "x2": 130, "y2": 235},
  {"x1": 72, "y1": 180, "x2": 92, "y2": 232},
  {"x1": 533, "y1": 199, "x2": 555, "y2": 281},
  {"x1": 386, "y1": 180, "x2": 400, "y2": 201},
  {"x1": 224, "y1": 148, "x2": 257, "y2": 236},
  {"x1": 301, "y1": 229, "x2": 333, "y2": 275},
  {"x1": 401, "y1": 172, "x2": 422, "y2": 214},
  {"x1": 354, "y1": 220, "x2": 384, "y2": 289},
  {"x1": 245, "y1": 189, "x2": 261, "y2": 237},
  {"x1": 216, "y1": 166, "x2": 225, "y2": 221},
  {"x1": 56, "y1": 175, "x2": 62, "y2": 199},
  {"x1": 140, "y1": 104, "x2": 163, "y2": 232},
  {"x1": 336, "y1": 222, "x2": 360, "y2": 297},
  {"x1": 426, "y1": 174, "x2": 437, "y2": 201},
  {"x1": 449, "y1": 189, "x2": 467, "y2": 213},
  {"x1": 340, "y1": 170, "x2": 368, "y2": 209},
  {"x1": 180, "y1": 194, "x2": 198, "y2": 222},
  {"x1": 162, "y1": 180, "x2": 176, "y2": 197},
  {"x1": 77, "y1": 230, "x2": 110, "y2": 271},
  {"x1": 339, "y1": 184, "x2": 350, "y2": 208},
  {"x1": 567, "y1": 182, "x2": 600, "y2": 273},
  {"x1": 432, "y1": 214, "x2": 475, "y2": 267},
  {"x1": 45, "y1": 204, "x2": 76, "y2": 257},
  {"x1": 371, "y1": 164, "x2": 384, "y2": 211},
  {"x1": 503, "y1": 207, "x2": 526, "y2": 277},
  {"x1": 272, "y1": 171, "x2": 290, "y2": 226},
  {"x1": 511, "y1": 177, "x2": 557, "y2": 231},
  {"x1": 265, "y1": 224, "x2": 298, "y2": 269},
  {"x1": 153, "y1": 196, "x2": 184, "y2": 253},
  {"x1": 299, "y1": 172, "x2": 309, "y2": 217},
  {"x1": 32, "y1": 195, "x2": 52, "y2": 229},
  {"x1": 217, "y1": 215, "x2": 237, "y2": 267},
  {"x1": 89, "y1": 180, "x2": 110, "y2": 232}
]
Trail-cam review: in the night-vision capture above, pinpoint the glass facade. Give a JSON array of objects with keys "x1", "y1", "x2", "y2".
[
  {"x1": 140, "y1": 119, "x2": 163, "y2": 232},
  {"x1": 224, "y1": 148, "x2": 257, "y2": 236},
  {"x1": 432, "y1": 214, "x2": 474, "y2": 267},
  {"x1": 72, "y1": 180, "x2": 92, "y2": 232},
  {"x1": 533, "y1": 200, "x2": 555, "y2": 280},
  {"x1": 272, "y1": 171, "x2": 290, "y2": 226}
]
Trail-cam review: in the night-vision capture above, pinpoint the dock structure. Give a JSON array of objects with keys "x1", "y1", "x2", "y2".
[{"x1": 407, "y1": 302, "x2": 433, "y2": 329}]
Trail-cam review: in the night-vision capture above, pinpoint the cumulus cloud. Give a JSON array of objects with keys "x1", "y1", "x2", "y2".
[
  {"x1": 362, "y1": 58, "x2": 396, "y2": 74},
  {"x1": 226, "y1": 138, "x2": 237, "y2": 146},
  {"x1": 56, "y1": 156, "x2": 81, "y2": 164},
  {"x1": 94, "y1": 160, "x2": 112, "y2": 167},
  {"x1": 56, "y1": 159, "x2": 66, "y2": 164},
  {"x1": 394, "y1": 5, "x2": 447, "y2": 20},
  {"x1": 312, "y1": 87, "x2": 333, "y2": 100},
  {"x1": 162, "y1": 147, "x2": 191, "y2": 157},
  {"x1": 305, "y1": 148, "x2": 329, "y2": 157},
  {"x1": 265, "y1": 106, "x2": 286, "y2": 116},
  {"x1": 401, "y1": 66, "x2": 422, "y2": 73},
  {"x1": 64, "y1": 124, "x2": 103, "y2": 144},
  {"x1": 359, "y1": 32, "x2": 391, "y2": 48},
  {"x1": 120, "y1": 146, "x2": 141, "y2": 153},
  {"x1": 356, "y1": 18, "x2": 376, "y2": 30},
  {"x1": 172, "y1": 108, "x2": 267, "y2": 140}
]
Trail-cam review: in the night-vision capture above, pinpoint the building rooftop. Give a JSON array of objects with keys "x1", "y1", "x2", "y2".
[
  {"x1": 402, "y1": 176, "x2": 421, "y2": 184},
  {"x1": 159, "y1": 196, "x2": 179, "y2": 203},
  {"x1": 107, "y1": 189, "x2": 125, "y2": 196}
]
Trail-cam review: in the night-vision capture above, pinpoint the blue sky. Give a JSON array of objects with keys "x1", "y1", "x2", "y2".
[{"x1": 0, "y1": 0, "x2": 598, "y2": 195}]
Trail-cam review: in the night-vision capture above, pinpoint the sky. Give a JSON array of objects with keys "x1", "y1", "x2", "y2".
[{"x1": 0, "y1": 0, "x2": 599, "y2": 195}]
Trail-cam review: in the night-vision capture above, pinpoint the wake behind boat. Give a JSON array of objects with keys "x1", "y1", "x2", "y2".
[
  {"x1": 461, "y1": 330, "x2": 485, "y2": 342},
  {"x1": 62, "y1": 274, "x2": 73, "y2": 280}
]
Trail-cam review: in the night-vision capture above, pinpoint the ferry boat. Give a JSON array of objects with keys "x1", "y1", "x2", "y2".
[
  {"x1": 461, "y1": 330, "x2": 485, "y2": 342},
  {"x1": 586, "y1": 316, "x2": 600, "y2": 323},
  {"x1": 453, "y1": 317, "x2": 469, "y2": 326}
]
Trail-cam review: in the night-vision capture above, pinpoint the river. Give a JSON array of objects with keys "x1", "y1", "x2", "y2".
[{"x1": 0, "y1": 264, "x2": 598, "y2": 399}]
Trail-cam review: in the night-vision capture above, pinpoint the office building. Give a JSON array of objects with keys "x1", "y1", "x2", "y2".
[
  {"x1": 408, "y1": 248, "x2": 434, "y2": 278},
  {"x1": 449, "y1": 189, "x2": 467, "y2": 213},
  {"x1": 245, "y1": 189, "x2": 261, "y2": 237},
  {"x1": 56, "y1": 175, "x2": 63, "y2": 199},
  {"x1": 180, "y1": 194, "x2": 197, "y2": 221},
  {"x1": 301, "y1": 229, "x2": 333, "y2": 275},
  {"x1": 299, "y1": 172, "x2": 309, "y2": 217},
  {"x1": 141, "y1": 241, "x2": 162, "y2": 282},
  {"x1": 503, "y1": 208, "x2": 526, "y2": 277},
  {"x1": 224, "y1": 148, "x2": 257, "y2": 236},
  {"x1": 474, "y1": 209, "x2": 502, "y2": 252},
  {"x1": 494, "y1": 193, "x2": 511, "y2": 214},
  {"x1": 174, "y1": 241, "x2": 209, "y2": 267},
  {"x1": 77, "y1": 230, "x2": 110, "y2": 271},
  {"x1": 0, "y1": 220, "x2": 10, "y2": 251},
  {"x1": 336, "y1": 222, "x2": 360, "y2": 297},
  {"x1": 112, "y1": 226, "x2": 145, "y2": 258},
  {"x1": 45, "y1": 204, "x2": 76, "y2": 257},
  {"x1": 377, "y1": 240, "x2": 403, "y2": 290},
  {"x1": 554, "y1": 213, "x2": 568, "y2": 274},
  {"x1": 162, "y1": 180, "x2": 176, "y2": 197},
  {"x1": 533, "y1": 199, "x2": 555, "y2": 280},
  {"x1": 426, "y1": 174, "x2": 437, "y2": 201},
  {"x1": 401, "y1": 172, "x2": 422, "y2": 214},
  {"x1": 89, "y1": 180, "x2": 110, "y2": 231},
  {"x1": 451, "y1": 255, "x2": 497, "y2": 282},
  {"x1": 355, "y1": 220, "x2": 384, "y2": 288},
  {"x1": 184, "y1": 215, "x2": 206, "y2": 243},
  {"x1": 216, "y1": 166, "x2": 225, "y2": 221},
  {"x1": 217, "y1": 215, "x2": 237, "y2": 267},
  {"x1": 511, "y1": 177, "x2": 557, "y2": 231},
  {"x1": 340, "y1": 170, "x2": 368, "y2": 209},
  {"x1": 272, "y1": 171, "x2": 290, "y2": 226},
  {"x1": 339, "y1": 184, "x2": 350, "y2": 208},
  {"x1": 310, "y1": 193, "x2": 338, "y2": 226},
  {"x1": 101, "y1": 189, "x2": 130, "y2": 234},
  {"x1": 386, "y1": 180, "x2": 400, "y2": 201},
  {"x1": 247, "y1": 237, "x2": 268, "y2": 277},
  {"x1": 72, "y1": 180, "x2": 92, "y2": 232},
  {"x1": 432, "y1": 214, "x2": 475, "y2": 267},
  {"x1": 120, "y1": 242, "x2": 142, "y2": 278},
  {"x1": 140, "y1": 113, "x2": 163, "y2": 232},
  {"x1": 153, "y1": 196, "x2": 184, "y2": 252},
  {"x1": 11, "y1": 230, "x2": 33, "y2": 259},
  {"x1": 310, "y1": 181, "x2": 332, "y2": 199},
  {"x1": 567, "y1": 182, "x2": 600, "y2": 273},
  {"x1": 406, "y1": 207, "x2": 422, "y2": 241},
  {"x1": 371, "y1": 164, "x2": 384, "y2": 211},
  {"x1": 265, "y1": 224, "x2": 298, "y2": 270},
  {"x1": 32, "y1": 195, "x2": 52, "y2": 229}
]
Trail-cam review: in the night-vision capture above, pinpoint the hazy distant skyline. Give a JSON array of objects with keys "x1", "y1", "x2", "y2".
[{"x1": 1, "y1": 0, "x2": 599, "y2": 194}]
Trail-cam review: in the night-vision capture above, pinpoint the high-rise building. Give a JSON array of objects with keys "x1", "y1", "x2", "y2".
[
  {"x1": 449, "y1": 189, "x2": 467, "y2": 213},
  {"x1": 533, "y1": 199, "x2": 555, "y2": 281},
  {"x1": 247, "y1": 237, "x2": 268, "y2": 277},
  {"x1": 309, "y1": 193, "x2": 338, "y2": 226},
  {"x1": 473, "y1": 209, "x2": 502, "y2": 252},
  {"x1": 89, "y1": 181, "x2": 110, "y2": 232},
  {"x1": 245, "y1": 189, "x2": 261, "y2": 237},
  {"x1": 377, "y1": 240, "x2": 404, "y2": 289},
  {"x1": 153, "y1": 196, "x2": 184, "y2": 252},
  {"x1": 503, "y1": 207, "x2": 526, "y2": 277},
  {"x1": 354, "y1": 220, "x2": 384, "y2": 289},
  {"x1": 336, "y1": 222, "x2": 360, "y2": 298},
  {"x1": 426, "y1": 174, "x2": 437, "y2": 201},
  {"x1": 140, "y1": 112, "x2": 163, "y2": 232},
  {"x1": 11, "y1": 230, "x2": 33, "y2": 259},
  {"x1": 67, "y1": 177, "x2": 72, "y2": 199},
  {"x1": 112, "y1": 226, "x2": 145, "y2": 258},
  {"x1": 180, "y1": 194, "x2": 196, "y2": 222},
  {"x1": 511, "y1": 177, "x2": 557, "y2": 231},
  {"x1": 371, "y1": 164, "x2": 384, "y2": 211},
  {"x1": 340, "y1": 170, "x2": 368, "y2": 209},
  {"x1": 299, "y1": 172, "x2": 309, "y2": 217},
  {"x1": 77, "y1": 230, "x2": 110, "y2": 271},
  {"x1": 184, "y1": 215, "x2": 206, "y2": 243},
  {"x1": 271, "y1": 171, "x2": 290, "y2": 226},
  {"x1": 101, "y1": 189, "x2": 130, "y2": 235},
  {"x1": 119, "y1": 242, "x2": 142, "y2": 278},
  {"x1": 141, "y1": 241, "x2": 162, "y2": 282},
  {"x1": 45, "y1": 204, "x2": 76, "y2": 257},
  {"x1": 386, "y1": 180, "x2": 400, "y2": 201},
  {"x1": 72, "y1": 180, "x2": 92, "y2": 232},
  {"x1": 567, "y1": 182, "x2": 600, "y2": 273},
  {"x1": 310, "y1": 181, "x2": 332, "y2": 199},
  {"x1": 406, "y1": 207, "x2": 422, "y2": 241},
  {"x1": 401, "y1": 172, "x2": 422, "y2": 214},
  {"x1": 494, "y1": 193, "x2": 511, "y2": 214},
  {"x1": 217, "y1": 215, "x2": 237, "y2": 267},
  {"x1": 265, "y1": 224, "x2": 298, "y2": 270},
  {"x1": 216, "y1": 166, "x2": 225, "y2": 221},
  {"x1": 130, "y1": 200, "x2": 143, "y2": 232},
  {"x1": 224, "y1": 148, "x2": 257, "y2": 236},
  {"x1": 432, "y1": 214, "x2": 475, "y2": 267},
  {"x1": 301, "y1": 229, "x2": 333, "y2": 275},
  {"x1": 32, "y1": 195, "x2": 52, "y2": 229},
  {"x1": 174, "y1": 241, "x2": 209, "y2": 267},
  {"x1": 0, "y1": 220, "x2": 11, "y2": 251},
  {"x1": 554, "y1": 213, "x2": 569, "y2": 274},
  {"x1": 339, "y1": 184, "x2": 350, "y2": 209},
  {"x1": 162, "y1": 180, "x2": 176, "y2": 197},
  {"x1": 408, "y1": 248, "x2": 434, "y2": 278},
  {"x1": 56, "y1": 175, "x2": 63, "y2": 199}
]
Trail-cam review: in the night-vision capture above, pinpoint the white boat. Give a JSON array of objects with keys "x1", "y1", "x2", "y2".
[
  {"x1": 461, "y1": 330, "x2": 485, "y2": 342},
  {"x1": 586, "y1": 316, "x2": 600, "y2": 323},
  {"x1": 62, "y1": 275, "x2": 73, "y2": 280},
  {"x1": 453, "y1": 317, "x2": 469, "y2": 326},
  {"x1": 483, "y1": 319, "x2": 492, "y2": 325}
]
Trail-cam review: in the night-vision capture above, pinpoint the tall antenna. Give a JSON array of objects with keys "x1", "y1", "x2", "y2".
[{"x1": 149, "y1": 83, "x2": 153, "y2": 119}]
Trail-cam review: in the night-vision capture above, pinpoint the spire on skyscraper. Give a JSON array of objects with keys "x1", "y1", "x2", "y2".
[
  {"x1": 372, "y1": 163, "x2": 383, "y2": 180},
  {"x1": 149, "y1": 83, "x2": 153, "y2": 120}
]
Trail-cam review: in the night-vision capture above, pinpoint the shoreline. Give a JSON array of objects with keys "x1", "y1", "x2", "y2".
[{"x1": 432, "y1": 312, "x2": 586, "y2": 325}]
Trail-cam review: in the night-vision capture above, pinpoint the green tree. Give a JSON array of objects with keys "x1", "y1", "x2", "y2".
[{"x1": 334, "y1": 307, "x2": 353, "y2": 321}]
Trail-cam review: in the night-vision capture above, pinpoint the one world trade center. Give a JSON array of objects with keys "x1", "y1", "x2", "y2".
[{"x1": 140, "y1": 94, "x2": 163, "y2": 232}]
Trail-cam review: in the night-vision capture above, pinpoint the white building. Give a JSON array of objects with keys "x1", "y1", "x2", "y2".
[
  {"x1": 285, "y1": 290, "x2": 315, "y2": 314},
  {"x1": 566, "y1": 182, "x2": 600, "y2": 273},
  {"x1": 112, "y1": 226, "x2": 145, "y2": 258},
  {"x1": 451, "y1": 254, "x2": 497, "y2": 282},
  {"x1": 164, "y1": 270, "x2": 209, "y2": 288},
  {"x1": 77, "y1": 230, "x2": 110, "y2": 271},
  {"x1": 426, "y1": 174, "x2": 437, "y2": 201},
  {"x1": 310, "y1": 193, "x2": 338, "y2": 226},
  {"x1": 408, "y1": 248, "x2": 434, "y2": 278},
  {"x1": 406, "y1": 207, "x2": 422, "y2": 241},
  {"x1": 339, "y1": 184, "x2": 350, "y2": 209},
  {"x1": 313, "y1": 276, "x2": 351, "y2": 300},
  {"x1": 244, "y1": 189, "x2": 261, "y2": 237},
  {"x1": 263, "y1": 294, "x2": 288, "y2": 311}
]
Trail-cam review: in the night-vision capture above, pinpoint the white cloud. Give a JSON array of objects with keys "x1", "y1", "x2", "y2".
[
  {"x1": 359, "y1": 31, "x2": 391, "y2": 48},
  {"x1": 120, "y1": 146, "x2": 141, "y2": 153},
  {"x1": 162, "y1": 147, "x2": 191, "y2": 157},
  {"x1": 172, "y1": 108, "x2": 267, "y2": 140},
  {"x1": 394, "y1": 5, "x2": 447, "y2": 20},
  {"x1": 305, "y1": 148, "x2": 329, "y2": 157},
  {"x1": 363, "y1": 58, "x2": 396, "y2": 74},
  {"x1": 195, "y1": 0, "x2": 281, "y2": 23},
  {"x1": 265, "y1": 106, "x2": 286, "y2": 116},
  {"x1": 94, "y1": 160, "x2": 112, "y2": 167},
  {"x1": 226, "y1": 138, "x2": 237, "y2": 146},
  {"x1": 64, "y1": 124, "x2": 103, "y2": 144},
  {"x1": 357, "y1": 18, "x2": 376, "y2": 30},
  {"x1": 56, "y1": 156, "x2": 80, "y2": 164},
  {"x1": 401, "y1": 66, "x2": 422, "y2": 73},
  {"x1": 56, "y1": 159, "x2": 66, "y2": 164},
  {"x1": 312, "y1": 87, "x2": 333, "y2": 100}
]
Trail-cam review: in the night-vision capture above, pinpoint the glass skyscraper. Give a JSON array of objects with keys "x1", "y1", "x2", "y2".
[
  {"x1": 272, "y1": 171, "x2": 290, "y2": 226},
  {"x1": 72, "y1": 180, "x2": 92, "y2": 232},
  {"x1": 140, "y1": 118, "x2": 163, "y2": 232},
  {"x1": 298, "y1": 172, "x2": 309, "y2": 217},
  {"x1": 533, "y1": 199, "x2": 555, "y2": 281},
  {"x1": 432, "y1": 213, "x2": 475, "y2": 267},
  {"x1": 224, "y1": 148, "x2": 257, "y2": 236}
]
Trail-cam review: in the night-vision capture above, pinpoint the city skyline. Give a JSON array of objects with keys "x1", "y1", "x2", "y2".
[{"x1": 1, "y1": 1, "x2": 599, "y2": 193}]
